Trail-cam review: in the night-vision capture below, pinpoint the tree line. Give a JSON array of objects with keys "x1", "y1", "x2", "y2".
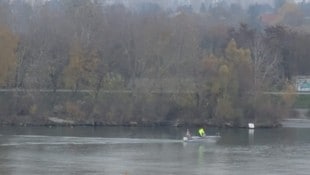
[{"x1": 0, "y1": 0, "x2": 307, "y2": 126}]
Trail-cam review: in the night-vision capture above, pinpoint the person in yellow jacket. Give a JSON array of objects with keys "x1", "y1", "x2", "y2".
[{"x1": 198, "y1": 128, "x2": 206, "y2": 137}]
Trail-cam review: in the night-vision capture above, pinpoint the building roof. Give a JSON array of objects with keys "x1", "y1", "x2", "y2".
[{"x1": 260, "y1": 13, "x2": 278, "y2": 26}]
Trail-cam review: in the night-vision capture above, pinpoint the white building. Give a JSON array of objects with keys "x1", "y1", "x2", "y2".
[
  {"x1": 295, "y1": 76, "x2": 310, "y2": 92},
  {"x1": 293, "y1": 0, "x2": 310, "y2": 3}
]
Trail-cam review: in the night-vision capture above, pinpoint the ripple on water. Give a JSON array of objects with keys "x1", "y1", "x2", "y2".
[{"x1": 0, "y1": 135, "x2": 183, "y2": 147}]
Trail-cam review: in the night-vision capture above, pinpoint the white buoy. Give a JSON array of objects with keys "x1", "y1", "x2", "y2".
[
  {"x1": 248, "y1": 123, "x2": 255, "y2": 129},
  {"x1": 183, "y1": 137, "x2": 188, "y2": 141}
]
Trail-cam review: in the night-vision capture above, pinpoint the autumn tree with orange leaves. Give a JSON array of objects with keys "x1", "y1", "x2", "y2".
[{"x1": 0, "y1": 25, "x2": 18, "y2": 87}]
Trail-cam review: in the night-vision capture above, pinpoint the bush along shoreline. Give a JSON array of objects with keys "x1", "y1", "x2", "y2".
[{"x1": 0, "y1": 91, "x2": 288, "y2": 128}]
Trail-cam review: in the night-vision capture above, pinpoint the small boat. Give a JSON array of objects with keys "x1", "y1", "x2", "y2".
[{"x1": 183, "y1": 135, "x2": 220, "y2": 143}]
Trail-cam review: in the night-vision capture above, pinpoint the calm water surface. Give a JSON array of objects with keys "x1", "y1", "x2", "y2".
[{"x1": 0, "y1": 124, "x2": 309, "y2": 175}]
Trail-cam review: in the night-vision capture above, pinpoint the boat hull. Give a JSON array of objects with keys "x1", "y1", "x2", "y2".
[{"x1": 183, "y1": 135, "x2": 220, "y2": 143}]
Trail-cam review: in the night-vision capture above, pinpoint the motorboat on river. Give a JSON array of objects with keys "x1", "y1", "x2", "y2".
[{"x1": 183, "y1": 135, "x2": 221, "y2": 143}]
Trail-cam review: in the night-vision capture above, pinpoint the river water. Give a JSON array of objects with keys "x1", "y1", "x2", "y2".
[{"x1": 0, "y1": 122, "x2": 310, "y2": 175}]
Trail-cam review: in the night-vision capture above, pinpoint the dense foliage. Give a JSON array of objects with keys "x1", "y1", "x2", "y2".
[{"x1": 0, "y1": 0, "x2": 308, "y2": 126}]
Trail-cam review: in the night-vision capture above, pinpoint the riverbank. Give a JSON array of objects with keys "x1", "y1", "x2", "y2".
[
  {"x1": 0, "y1": 91, "x2": 291, "y2": 129},
  {"x1": 0, "y1": 115, "x2": 282, "y2": 128}
]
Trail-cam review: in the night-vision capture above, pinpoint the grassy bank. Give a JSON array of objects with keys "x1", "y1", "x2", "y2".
[{"x1": 294, "y1": 94, "x2": 310, "y2": 108}]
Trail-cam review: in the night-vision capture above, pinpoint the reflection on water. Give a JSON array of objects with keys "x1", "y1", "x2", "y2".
[
  {"x1": 0, "y1": 126, "x2": 309, "y2": 175},
  {"x1": 248, "y1": 129, "x2": 254, "y2": 145}
]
